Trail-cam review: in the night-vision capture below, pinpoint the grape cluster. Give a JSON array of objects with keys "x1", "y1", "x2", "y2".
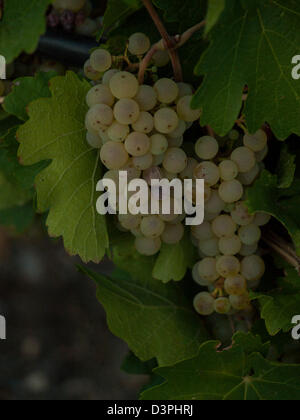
[
  {"x1": 192, "y1": 129, "x2": 270, "y2": 315},
  {"x1": 84, "y1": 34, "x2": 201, "y2": 256},
  {"x1": 48, "y1": 0, "x2": 99, "y2": 36}
]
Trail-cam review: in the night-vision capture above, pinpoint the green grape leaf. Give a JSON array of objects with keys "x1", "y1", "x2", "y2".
[
  {"x1": 0, "y1": 202, "x2": 35, "y2": 233},
  {"x1": 0, "y1": 114, "x2": 20, "y2": 138},
  {"x1": 253, "y1": 269, "x2": 300, "y2": 335},
  {"x1": 121, "y1": 352, "x2": 157, "y2": 375},
  {"x1": 141, "y1": 337, "x2": 300, "y2": 400},
  {"x1": 4, "y1": 72, "x2": 56, "y2": 122},
  {"x1": 246, "y1": 170, "x2": 300, "y2": 255},
  {"x1": 17, "y1": 72, "x2": 109, "y2": 263},
  {"x1": 0, "y1": 171, "x2": 32, "y2": 210},
  {"x1": 102, "y1": 0, "x2": 143, "y2": 33},
  {"x1": 192, "y1": 0, "x2": 300, "y2": 139},
  {"x1": 0, "y1": 0, "x2": 51, "y2": 63},
  {"x1": 153, "y1": 233, "x2": 196, "y2": 283},
  {"x1": 205, "y1": 0, "x2": 225, "y2": 34},
  {"x1": 80, "y1": 265, "x2": 209, "y2": 367},
  {"x1": 277, "y1": 144, "x2": 296, "y2": 189}
]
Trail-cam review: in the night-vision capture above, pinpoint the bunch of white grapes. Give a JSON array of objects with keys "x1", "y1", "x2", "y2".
[
  {"x1": 192, "y1": 129, "x2": 271, "y2": 316},
  {"x1": 84, "y1": 33, "x2": 201, "y2": 257}
]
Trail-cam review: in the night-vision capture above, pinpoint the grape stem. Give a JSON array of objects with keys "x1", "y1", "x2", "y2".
[
  {"x1": 263, "y1": 230, "x2": 300, "y2": 275},
  {"x1": 141, "y1": 0, "x2": 205, "y2": 82}
]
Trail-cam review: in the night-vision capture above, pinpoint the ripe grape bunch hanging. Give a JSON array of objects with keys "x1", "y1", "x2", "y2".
[{"x1": 83, "y1": 32, "x2": 271, "y2": 317}]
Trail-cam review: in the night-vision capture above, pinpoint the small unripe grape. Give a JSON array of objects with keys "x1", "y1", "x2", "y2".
[
  {"x1": 140, "y1": 216, "x2": 165, "y2": 239},
  {"x1": 229, "y1": 294, "x2": 250, "y2": 311},
  {"x1": 118, "y1": 214, "x2": 142, "y2": 230},
  {"x1": 219, "y1": 235, "x2": 242, "y2": 256},
  {"x1": 195, "y1": 136, "x2": 219, "y2": 160},
  {"x1": 132, "y1": 153, "x2": 153, "y2": 170},
  {"x1": 128, "y1": 33, "x2": 151, "y2": 55},
  {"x1": 107, "y1": 121, "x2": 130, "y2": 142},
  {"x1": 102, "y1": 69, "x2": 119, "y2": 86},
  {"x1": 193, "y1": 292, "x2": 215, "y2": 316},
  {"x1": 135, "y1": 236, "x2": 161, "y2": 256},
  {"x1": 114, "y1": 98, "x2": 140, "y2": 125},
  {"x1": 86, "y1": 84, "x2": 115, "y2": 108},
  {"x1": 231, "y1": 202, "x2": 254, "y2": 226},
  {"x1": 237, "y1": 163, "x2": 260, "y2": 186},
  {"x1": 224, "y1": 275, "x2": 247, "y2": 296},
  {"x1": 255, "y1": 145, "x2": 268, "y2": 162},
  {"x1": 86, "y1": 131, "x2": 102, "y2": 148},
  {"x1": 161, "y1": 223, "x2": 184, "y2": 244},
  {"x1": 84, "y1": 59, "x2": 102, "y2": 81},
  {"x1": 253, "y1": 212, "x2": 271, "y2": 226},
  {"x1": 238, "y1": 224, "x2": 261, "y2": 246},
  {"x1": 125, "y1": 132, "x2": 151, "y2": 157},
  {"x1": 239, "y1": 243, "x2": 258, "y2": 257},
  {"x1": 154, "y1": 108, "x2": 179, "y2": 134},
  {"x1": 90, "y1": 49, "x2": 112, "y2": 73},
  {"x1": 212, "y1": 215, "x2": 237, "y2": 238},
  {"x1": 168, "y1": 120, "x2": 187, "y2": 138},
  {"x1": 231, "y1": 146, "x2": 256, "y2": 173},
  {"x1": 154, "y1": 78, "x2": 179, "y2": 104},
  {"x1": 100, "y1": 141, "x2": 129, "y2": 170},
  {"x1": 134, "y1": 85, "x2": 157, "y2": 111},
  {"x1": 85, "y1": 104, "x2": 113, "y2": 131},
  {"x1": 109, "y1": 71, "x2": 139, "y2": 99},
  {"x1": 163, "y1": 148, "x2": 187, "y2": 174},
  {"x1": 199, "y1": 238, "x2": 219, "y2": 257},
  {"x1": 219, "y1": 160, "x2": 239, "y2": 181},
  {"x1": 191, "y1": 221, "x2": 214, "y2": 241},
  {"x1": 152, "y1": 50, "x2": 170, "y2": 67},
  {"x1": 150, "y1": 134, "x2": 169, "y2": 156},
  {"x1": 228, "y1": 129, "x2": 240, "y2": 141},
  {"x1": 194, "y1": 162, "x2": 220, "y2": 187},
  {"x1": 205, "y1": 190, "x2": 226, "y2": 214},
  {"x1": 214, "y1": 297, "x2": 231, "y2": 314},
  {"x1": 168, "y1": 136, "x2": 183, "y2": 148},
  {"x1": 216, "y1": 255, "x2": 241, "y2": 277},
  {"x1": 241, "y1": 255, "x2": 265, "y2": 282},
  {"x1": 153, "y1": 153, "x2": 166, "y2": 166},
  {"x1": 243, "y1": 129, "x2": 267, "y2": 152},
  {"x1": 219, "y1": 180, "x2": 243, "y2": 203},
  {"x1": 197, "y1": 257, "x2": 219, "y2": 283},
  {"x1": 177, "y1": 95, "x2": 201, "y2": 122},
  {"x1": 192, "y1": 262, "x2": 211, "y2": 286},
  {"x1": 132, "y1": 112, "x2": 154, "y2": 134}
]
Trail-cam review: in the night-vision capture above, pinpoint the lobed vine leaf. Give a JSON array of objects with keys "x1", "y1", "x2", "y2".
[
  {"x1": 102, "y1": 0, "x2": 143, "y2": 33},
  {"x1": 205, "y1": 0, "x2": 225, "y2": 34},
  {"x1": 17, "y1": 72, "x2": 109, "y2": 263},
  {"x1": 192, "y1": 0, "x2": 300, "y2": 139},
  {"x1": 80, "y1": 265, "x2": 209, "y2": 367},
  {"x1": 0, "y1": 0, "x2": 51, "y2": 63}
]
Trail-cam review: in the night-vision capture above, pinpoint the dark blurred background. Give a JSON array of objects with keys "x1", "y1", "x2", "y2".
[{"x1": 0, "y1": 225, "x2": 147, "y2": 400}]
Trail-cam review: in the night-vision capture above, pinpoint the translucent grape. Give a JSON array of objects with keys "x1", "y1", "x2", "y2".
[
  {"x1": 118, "y1": 214, "x2": 142, "y2": 230},
  {"x1": 219, "y1": 180, "x2": 243, "y2": 203},
  {"x1": 219, "y1": 235, "x2": 242, "y2": 256},
  {"x1": 255, "y1": 145, "x2": 268, "y2": 162},
  {"x1": 153, "y1": 153, "x2": 166, "y2": 166},
  {"x1": 134, "y1": 85, "x2": 157, "y2": 111},
  {"x1": 219, "y1": 160, "x2": 239, "y2": 181},
  {"x1": 214, "y1": 297, "x2": 231, "y2": 314},
  {"x1": 86, "y1": 131, "x2": 102, "y2": 148},
  {"x1": 168, "y1": 136, "x2": 183, "y2": 148},
  {"x1": 90, "y1": 49, "x2": 112, "y2": 73},
  {"x1": 109, "y1": 71, "x2": 139, "y2": 99},
  {"x1": 86, "y1": 84, "x2": 114, "y2": 108},
  {"x1": 100, "y1": 141, "x2": 129, "y2": 170},
  {"x1": 205, "y1": 190, "x2": 226, "y2": 214},
  {"x1": 224, "y1": 275, "x2": 247, "y2": 296},
  {"x1": 84, "y1": 59, "x2": 101, "y2": 81},
  {"x1": 193, "y1": 262, "x2": 211, "y2": 286},
  {"x1": 154, "y1": 78, "x2": 179, "y2": 104},
  {"x1": 132, "y1": 153, "x2": 153, "y2": 170},
  {"x1": 216, "y1": 255, "x2": 241, "y2": 277},
  {"x1": 197, "y1": 257, "x2": 219, "y2": 283},
  {"x1": 107, "y1": 121, "x2": 130, "y2": 142},
  {"x1": 179, "y1": 158, "x2": 198, "y2": 180},
  {"x1": 154, "y1": 108, "x2": 179, "y2": 134},
  {"x1": 128, "y1": 33, "x2": 151, "y2": 55},
  {"x1": 231, "y1": 202, "x2": 254, "y2": 226},
  {"x1": 193, "y1": 292, "x2": 215, "y2": 316},
  {"x1": 237, "y1": 163, "x2": 260, "y2": 186},
  {"x1": 132, "y1": 112, "x2": 154, "y2": 134},
  {"x1": 231, "y1": 146, "x2": 256, "y2": 173},
  {"x1": 253, "y1": 212, "x2": 271, "y2": 226},
  {"x1": 150, "y1": 134, "x2": 169, "y2": 156},
  {"x1": 194, "y1": 162, "x2": 220, "y2": 187},
  {"x1": 114, "y1": 98, "x2": 140, "y2": 125},
  {"x1": 212, "y1": 215, "x2": 237, "y2": 238},
  {"x1": 168, "y1": 120, "x2": 187, "y2": 139},
  {"x1": 135, "y1": 236, "x2": 161, "y2": 256},
  {"x1": 152, "y1": 50, "x2": 170, "y2": 67},
  {"x1": 177, "y1": 82, "x2": 193, "y2": 100},
  {"x1": 195, "y1": 136, "x2": 219, "y2": 160},
  {"x1": 199, "y1": 238, "x2": 219, "y2": 257},
  {"x1": 161, "y1": 223, "x2": 184, "y2": 244},
  {"x1": 238, "y1": 224, "x2": 261, "y2": 246},
  {"x1": 177, "y1": 95, "x2": 201, "y2": 122},
  {"x1": 163, "y1": 147, "x2": 187, "y2": 174},
  {"x1": 121, "y1": 159, "x2": 142, "y2": 181},
  {"x1": 239, "y1": 243, "x2": 258, "y2": 257},
  {"x1": 243, "y1": 129, "x2": 267, "y2": 152},
  {"x1": 241, "y1": 255, "x2": 265, "y2": 282},
  {"x1": 143, "y1": 166, "x2": 163, "y2": 185},
  {"x1": 229, "y1": 294, "x2": 250, "y2": 311},
  {"x1": 76, "y1": 18, "x2": 98, "y2": 37},
  {"x1": 191, "y1": 221, "x2": 214, "y2": 241},
  {"x1": 140, "y1": 216, "x2": 165, "y2": 239},
  {"x1": 102, "y1": 69, "x2": 119, "y2": 86},
  {"x1": 125, "y1": 132, "x2": 151, "y2": 157},
  {"x1": 85, "y1": 104, "x2": 114, "y2": 131}
]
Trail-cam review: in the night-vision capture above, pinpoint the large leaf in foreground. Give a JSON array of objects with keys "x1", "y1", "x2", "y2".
[
  {"x1": 0, "y1": 0, "x2": 51, "y2": 63},
  {"x1": 246, "y1": 170, "x2": 300, "y2": 255},
  {"x1": 192, "y1": 0, "x2": 300, "y2": 139},
  {"x1": 17, "y1": 72, "x2": 109, "y2": 263},
  {"x1": 141, "y1": 335, "x2": 300, "y2": 400},
  {"x1": 80, "y1": 265, "x2": 209, "y2": 367}
]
